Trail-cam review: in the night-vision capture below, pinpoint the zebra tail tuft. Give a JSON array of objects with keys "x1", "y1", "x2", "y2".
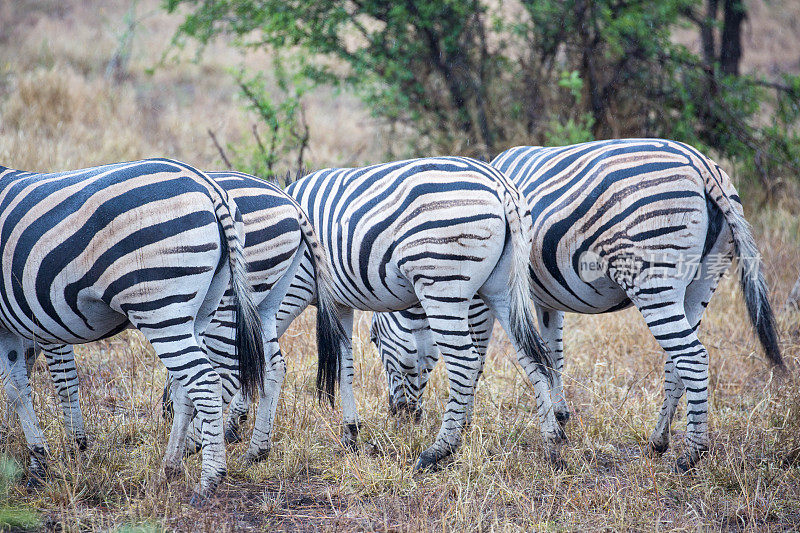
[
  {"x1": 497, "y1": 175, "x2": 555, "y2": 385},
  {"x1": 707, "y1": 169, "x2": 783, "y2": 369},
  {"x1": 295, "y1": 206, "x2": 349, "y2": 406}
]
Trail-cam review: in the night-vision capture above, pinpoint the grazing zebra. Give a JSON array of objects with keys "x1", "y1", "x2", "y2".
[
  {"x1": 203, "y1": 157, "x2": 561, "y2": 470},
  {"x1": 0, "y1": 159, "x2": 265, "y2": 498},
  {"x1": 370, "y1": 139, "x2": 784, "y2": 472},
  {"x1": 369, "y1": 299, "x2": 494, "y2": 421},
  {"x1": 162, "y1": 170, "x2": 347, "y2": 465},
  {"x1": 10, "y1": 169, "x2": 347, "y2": 494}
]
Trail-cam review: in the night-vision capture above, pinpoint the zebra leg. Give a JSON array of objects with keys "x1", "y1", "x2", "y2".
[
  {"x1": 148, "y1": 329, "x2": 227, "y2": 497},
  {"x1": 648, "y1": 228, "x2": 732, "y2": 457},
  {"x1": 41, "y1": 345, "x2": 87, "y2": 450},
  {"x1": 415, "y1": 308, "x2": 482, "y2": 471},
  {"x1": 242, "y1": 317, "x2": 286, "y2": 465},
  {"x1": 221, "y1": 253, "x2": 316, "y2": 453},
  {"x1": 649, "y1": 359, "x2": 684, "y2": 455},
  {"x1": 337, "y1": 308, "x2": 360, "y2": 450},
  {"x1": 224, "y1": 391, "x2": 250, "y2": 446},
  {"x1": 0, "y1": 333, "x2": 49, "y2": 485},
  {"x1": 371, "y1": 308, "x2": 431, "y2": 421},
  {"x1": 461, "y1": 299, "x2": 494, "y2": 426},
  {"x1": 163, "y1": 379, "x2": 195, "y2": 478},
  {"x1": 416, "y1": 298, "x2": 495, "y2": 423},
  {"x1": 402, "y1": 323, "x2": 435, "y2": 420},
  {"x1": 535, "y1": 306, "x2": 570, "y2": 426},
  {"x1": 637, "y1": 298, "x2": 710, "y2": 472}
]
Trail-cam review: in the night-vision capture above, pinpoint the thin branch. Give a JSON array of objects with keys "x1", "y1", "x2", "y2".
[
  {"x1": 207, "y1": 129, "x2": 232, "y2": 169},
  {"x1": 294, "y1": 104, "x2": 310, "y2": 171},
  {"x1": 251, "y1": 124, "x2": 267, "y2": 159}
]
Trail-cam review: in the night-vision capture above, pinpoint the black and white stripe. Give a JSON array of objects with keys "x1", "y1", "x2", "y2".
[
  {"x1": 0, "y1": 159, "x2": 265, "y2": 497},
  {"x1": 371, "y1": 139, "x2": 783, "y2": 470}
]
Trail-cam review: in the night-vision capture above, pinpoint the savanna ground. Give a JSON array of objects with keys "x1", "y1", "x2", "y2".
[{"x1": 1, "y1": 1, "x2": 800, "y2": 531}]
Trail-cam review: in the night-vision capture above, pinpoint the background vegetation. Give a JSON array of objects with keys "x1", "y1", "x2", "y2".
[
  {"x1": 0, "y1": 0, "x2": 799, "y2": 530},
  {"x1": 166, "y1": 0, "x2": 800, "y2": 196}
]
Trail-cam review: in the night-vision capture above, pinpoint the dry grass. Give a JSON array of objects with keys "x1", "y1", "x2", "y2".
[{"x1": 1, "y1": 1, "x2": 800, "y2": 531}]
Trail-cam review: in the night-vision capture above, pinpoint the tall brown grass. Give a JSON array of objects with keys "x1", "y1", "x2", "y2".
[{"x1": 1, "y1": 0, "x2": 799, "y2": 531}]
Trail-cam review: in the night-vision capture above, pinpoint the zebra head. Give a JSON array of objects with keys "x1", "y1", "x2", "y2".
[{"x1": 369, "y1": 312, "x2": 422, "y2": 421}]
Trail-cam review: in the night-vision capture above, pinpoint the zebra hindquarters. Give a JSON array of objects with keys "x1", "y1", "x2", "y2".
[
  {"x1": 122, "y1": 218, "x2": 233, "y2": 499},
  {"x1": 603, "y1": 191, "x2": 715, "y2": 471},
  {"x1": 648, "y1": 215, "x2": 735, "y2": 460}
]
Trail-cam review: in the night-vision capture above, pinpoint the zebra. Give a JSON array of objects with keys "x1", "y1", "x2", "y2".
[
  {"x1": 6, "y1": 168, "x2": 347, "y2": 498},
  {"x1": 370, "y1": 139, "x2": 784, "y2": 472},
  {"x1": 162, "y1": 170, "x2": 347, "y2": 466},
  {"x1": 195, "y1": 157, "x2": 562, "y2": 470},
  {"x1": 0, "y1": 159, "x2": 265, "y2": 499},
  {"x1": 369, "y1": 299, "x2": 494, "y2": 421}
]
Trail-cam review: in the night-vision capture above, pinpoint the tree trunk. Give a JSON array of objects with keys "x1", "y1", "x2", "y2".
[
  {"x1": 701, "y1": 0, "x2": 719, "y2": 67},
  {"x1": 720, "y1": 0, "x2": 745, "y2": 76}
]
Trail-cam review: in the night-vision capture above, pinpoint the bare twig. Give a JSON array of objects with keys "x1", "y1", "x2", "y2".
[
  {"x1": 207, "y1": 129, "x2": 232, "y2": 169},
  {"x1": 294, "y1": 103, "x2": 310, "y2": 171},
  {"x1": 251, "y1": 124, "x2": 267, "y2": 160}
]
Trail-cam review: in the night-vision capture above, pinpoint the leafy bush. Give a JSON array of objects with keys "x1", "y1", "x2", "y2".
[
  {"x1": 165, "y1": 0, "x2": 800, "y2": 192},
  {"x1": 0, "y1": 456, "x2": 41, "y2": 531}
]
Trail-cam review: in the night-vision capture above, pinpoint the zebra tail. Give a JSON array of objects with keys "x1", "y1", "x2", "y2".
[
  {"x1": 705, "y1": 168, "x2": 783, "y2": 369},
  {"x1": 295, "y1": 205, "x2": 349, "y2": 406},
  {"x1": 497, "y1": 176, "x2": 555, "y2": 385},
  {"x1": 212, "y1": 190, "x2": 267, "y2": 401}
]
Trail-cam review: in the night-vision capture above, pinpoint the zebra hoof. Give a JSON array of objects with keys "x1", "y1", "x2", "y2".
[
  {"x1": 414, "y1": 449, "x2": 441, "y2": 473},
  {"x1": 547, "y1": 424, "x2": 567, "y2": 446},
  {"x1": 189, "y1": 491, "x2": 209, "y2": 508},
  {"x1": 224, "y1": 426, "x2": 243, "y2": 445},
  {"x1": 163, "y1": 463, "x2": 184, "y2": 480},
  {"x1": 548, "y1": 449, "x2": 567, "y2": 471},
  {"x1": 242, "y1": 447, "x2": 270, "y2": 466},
  {"x1": 648, "y1": 439, "x2": 669, "y2": 457},
  {"x1": 75, "y1": 436, "x2": 88, "y2": 451},
  {"x1": 25, "y1": 471, "x2": 47, "y2": 492},
  {"x1": 341, "y1": 423, "x2": 360, "y2": 452},
  {"x1": 194, "y1": 470, "x2": 225, "y2": 505},
  {"x1": 555, "y1": 410, "x2": 571, "y2": 427},
  {"x1": 675, "y1": 448, "x2": 706, "y2": 474},
  {"x1": 674, "y1": 456, "x2": 693, "y2": 475},
  {"x1": 341, "y1": 435, "x2": 359, "y2": 452}
]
